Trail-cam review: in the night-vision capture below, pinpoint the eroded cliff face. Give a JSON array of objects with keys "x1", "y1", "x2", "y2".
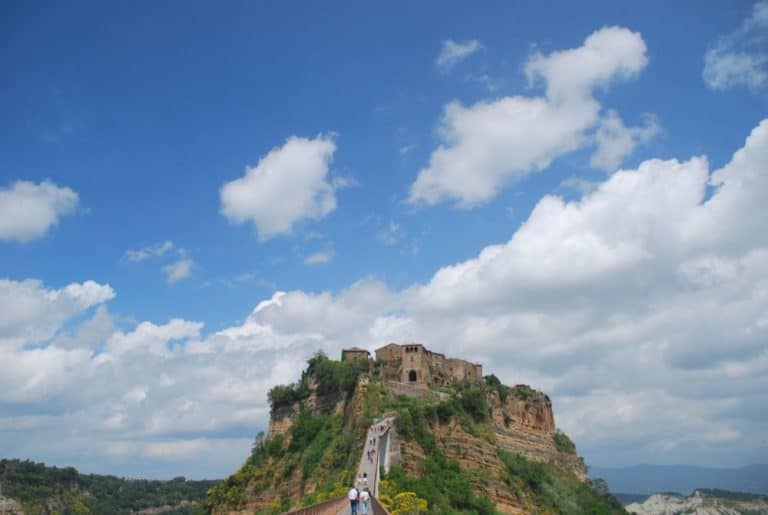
[
  {"x1": 267, "y1": 387, "x2": 347, "y2": 441},
  {"x1": 490, "y1": 390, "x2": 587, "y2": 480},
  {"x1": 395, "y1": 388, "x2": 587, "y2": 514}
]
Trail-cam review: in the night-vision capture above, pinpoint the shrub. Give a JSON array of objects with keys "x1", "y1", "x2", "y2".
[
  {"x1": 513, "y1": 384, "x2": 537, "y2": 399},
  {"x1": 554, "y1": 430, "x2": 576, "y2": 454},
  {"x1": 458, "y1": 385, "x2": 490, "y2": 423},
  {"x1": 305, "y1": 352, "x2": 359, "y2": 398},
  {"x1": 436, "y1": 401, "x2": 455, "y2": 424}
]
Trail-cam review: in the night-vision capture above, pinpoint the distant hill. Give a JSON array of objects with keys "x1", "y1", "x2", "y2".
[
  {"x1": 0, "y1": 459, "x2": 219, "y2": 514},
  {"x1": 590, "y1": 464, "x2": 768, "y2": 496}
]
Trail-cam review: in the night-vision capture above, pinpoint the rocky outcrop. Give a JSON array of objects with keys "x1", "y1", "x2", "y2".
[
  {"x1": 267, "y1": 389, "x2": 345, "y2": 441},
  {"x1": 213, "y1": 353, "x2": 589, "y2": 514},
  {"x1": 489, "y1": 388, "x2": 587, "y2": 480},
  {"x1": 626, "y1": 490, "x2": 768, "y2": 515},
  {"x1": 390, "y1": 386, "x2": 586, "y2": 513},
  {"x1": 0, "y1": 495, "x2": 24, "y2": 515}
]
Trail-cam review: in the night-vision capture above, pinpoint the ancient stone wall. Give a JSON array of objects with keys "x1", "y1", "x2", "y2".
[{"x1": 385, "y1": 380, "x2": 432, "y2": 399}]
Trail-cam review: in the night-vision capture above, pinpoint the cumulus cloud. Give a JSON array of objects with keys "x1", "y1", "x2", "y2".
[
  {"x1": 2, "y1": 121, "x2": 767, "y2": 476},
  {"x1": 303, "y1": 250, "x2": 334, "y2": 265},
  {"x1": 220, "y1": 135, "x2": 338, "y2": 240},
  {"x1": 410, "y1": 26, "x2": 651, "y2": 207},
  {"x1": 590, "y1": 111, "x2": 660, "y2": 172},
  {"x1": 0, "y1": 279, "x2": 115, "y2": 350},
  {"x1": 123, "y1": 241, "x2": 174, "y2": 262},
  {"x1": 703, "y1": 0, "x2": 768, "y2": 91},
  {"x1": 163, "y1": 259, "x2": 193, "y2": 283},
  {"x1": 0, "y1": 180, "x2": 79, "y2": 243},
  {"x1": 436, "y1": 39, "x2": 483, "y2": 71}
]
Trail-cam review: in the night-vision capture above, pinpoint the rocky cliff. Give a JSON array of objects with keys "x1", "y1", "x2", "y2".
[{"x1": 626, "y1": 490, "x2": 768, "y2": 514}]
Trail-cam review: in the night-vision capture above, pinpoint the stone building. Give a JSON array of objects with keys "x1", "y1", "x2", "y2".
[
  {"x1": 341, "y1": 347, "x2": 371, "y2": 364},
  {"x1": 374, "y1": 342, "x2": 482, "y2": 387}
]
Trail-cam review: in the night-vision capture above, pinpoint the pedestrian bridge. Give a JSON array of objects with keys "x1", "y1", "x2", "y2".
[{"x1": 282, "y1": 415, "x2": 396, "y2": 515}]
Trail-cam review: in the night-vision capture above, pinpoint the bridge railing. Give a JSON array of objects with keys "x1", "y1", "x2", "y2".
[
  {"x1": 371, "y1": 496, "x2": 392, "y2": 515},
  {"x1": 281, "y1": 496, "x2": 347, "y2": 515}
]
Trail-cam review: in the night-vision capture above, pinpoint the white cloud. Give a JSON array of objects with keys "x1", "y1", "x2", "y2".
[
  {"x1": 303, "y1": 250, "x2": 334, "y2": 265},
  {"x1": 524, "y1": 26, "x2": 648, "y2": 102},
  {"x1": 590, "y1": 111, "x2": 660, "y2": 172},
  {"x1": 220, "y1": 135, "x2": 338, "y2": 240},
  {"x1": 436, "y1": 39, "x2": 483, "y2": 71},
  {"x1": 410, "y1": 27, "x2": 650, "y2": 207},
  {"x1": 163, "y1": 259, "x2": 193, "y2": 284},
  {"x1": 399, "y1": 144, "x2": 417, "y2": 156},
  {"x1": 0, "y1": 279, "x2": 115, "y2": 350},
  {"x1": 0, "y1": 180, "x2": 79, "y2": 243},
  {"x1": 703, "y1": 1, "x2": 768, "y2": 91},
  {"x1": 123, "y1": 241, "x2": 174, "y2": 262},
  {"x1": 2, "y1": 121, "x2": 767, "y2": 477},
  {"x1": 104, "y1": 319, "x2": 203, "y2": 357}
]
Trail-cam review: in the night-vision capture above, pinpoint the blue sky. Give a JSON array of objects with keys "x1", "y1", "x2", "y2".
[{"x1": 1, "y1": 0, "x2": 767, "y2": 479}]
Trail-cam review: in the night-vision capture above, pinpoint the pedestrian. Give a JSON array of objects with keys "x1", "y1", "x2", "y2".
[
  {"x1": 359, "y1": 488, "x2": 371, "y2": 514},
  {"x1": 362, "y1": 472, "x2": 368, "y2": 489},
  {"x1": 348, "y1": 486, "x2": 359, "y2": 515}
]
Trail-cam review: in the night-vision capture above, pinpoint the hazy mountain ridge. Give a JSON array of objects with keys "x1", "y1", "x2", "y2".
[{"x1": 591, "y1": 464, "x2": 768, "y2": 496}]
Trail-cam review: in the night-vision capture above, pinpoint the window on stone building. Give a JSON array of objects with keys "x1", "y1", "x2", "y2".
[{"x1": 408, "y1": 370, "x2": 417, "y2": 382}]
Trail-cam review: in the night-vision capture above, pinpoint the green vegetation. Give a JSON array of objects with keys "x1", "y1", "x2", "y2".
[
  {"x1": 0, "y1": 459, "x2": 216, "y2": 515},
  {"x1": 484, "y1": 374, "x2": 512, "y2": 402},
  {"x1": 206, "y1": 409, "x2": 359, "y2": 512},
  {"x1": 383, "y1": 394, "x2": 497, "y2": 514},
  {"x1": 378, "y1": 482, "x2": 429, "y2": 514},
  {"x1": 554, "y1": 429, "x2": 577, "y2": 454},
  {"x1": 499, "y1": 451, "x2": 625, "y2": 514},
  {"x1": 267, "y1": 351, "x2": 362, "y2": 413},
  {"x1": 207, "y1": 353, "x2": 366, "y2": 513},
  {"x1": 512, "y1": 384, "x2": 537, "y2": 399}
]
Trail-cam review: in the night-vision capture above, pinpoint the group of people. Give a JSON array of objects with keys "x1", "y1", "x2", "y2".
[
  {"x1": 347, "y1": 473, "x2": 371, "y2": 515},
  {"x1": 348, "y1": 418, "x2": 393, "y2": 513}
]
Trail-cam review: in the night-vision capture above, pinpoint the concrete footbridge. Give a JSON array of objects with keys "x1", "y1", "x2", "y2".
[{"x1": 283, "y1": 415, "x2": 396, "y2": 515}]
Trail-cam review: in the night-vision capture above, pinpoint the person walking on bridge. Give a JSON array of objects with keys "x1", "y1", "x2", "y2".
[
  {"x1": 347, "y1": 486, "x2": 359, "y2": 515},
  {"x1": 359, "y1": 488, "x2": 371, "y2": 515}
]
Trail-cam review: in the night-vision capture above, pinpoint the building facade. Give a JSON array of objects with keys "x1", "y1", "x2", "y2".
[{"x1": 373, "y1": 342, "x2": 482, "y2": 387}]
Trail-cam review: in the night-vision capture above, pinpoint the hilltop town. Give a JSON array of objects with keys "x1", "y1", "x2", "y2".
[
  {"x1": 205, "y1": 342, "x2": 621, "y2": 514},
  {"x1": 342, "y1": 342, "x2": 483, "y2": 388}
]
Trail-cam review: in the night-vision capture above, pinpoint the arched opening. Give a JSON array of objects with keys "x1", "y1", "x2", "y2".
[{"x1": 408, "y1": 370, "x2": 417, "y2": 382}]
